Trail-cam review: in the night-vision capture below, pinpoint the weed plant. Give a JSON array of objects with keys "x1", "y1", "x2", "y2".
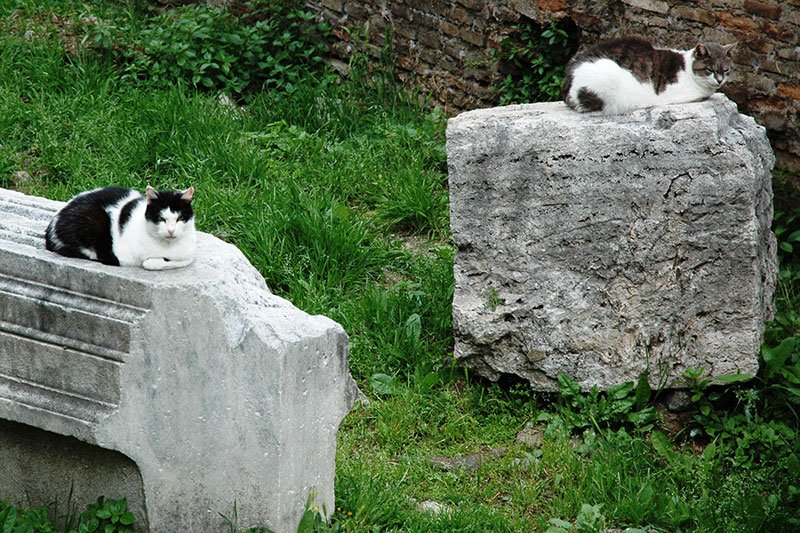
[
  {"x1": 1, "y1": 2, "x2": 799, "y2": 531},
  {"x1": 495, "y1": 19, "x2": 579, "y2": 105},
  {"x1": 0, "y1": 496, "x2": 135, "y2": 533}
]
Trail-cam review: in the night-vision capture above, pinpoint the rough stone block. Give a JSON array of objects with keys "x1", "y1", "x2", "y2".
[
  {"x1": 0, "y1": 188, "x2": 359, "y2": 531},
  {"x1": 447, "y1": 94, "x2": 777, "y2": 391}
]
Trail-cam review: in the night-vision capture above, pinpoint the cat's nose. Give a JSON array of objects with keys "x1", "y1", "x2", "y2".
[{"x1": 715, "y1": 74, "x2": 724, "y2": 84}]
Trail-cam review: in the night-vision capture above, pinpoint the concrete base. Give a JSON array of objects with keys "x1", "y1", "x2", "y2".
[
  {"x1": 0, "y1": 188, "x2": 360, "y2": 532},
  {"x1": 447, "y1": 95, "x2": 777, "y2": 391},
  {"x1": 0, "y1": 419, "x2": 147, "y2": 529}
]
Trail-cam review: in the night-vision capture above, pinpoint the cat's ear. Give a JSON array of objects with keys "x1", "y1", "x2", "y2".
[
  {"x1": 695, "y1": 43, "x2": 708, "y2": 58},
  {"x1": 181, "y1": 186, "x2": 195, "y2": 202},
  {"x1": 146, "y1": 186, "x2": 159, "y2": 204},
  {"x1": 723, "y1": 42, "x2": 737, "y2": 56}
]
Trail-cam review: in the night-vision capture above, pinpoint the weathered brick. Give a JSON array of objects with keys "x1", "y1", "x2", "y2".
[
  {"x1": 621, "y1": 0, "x2": 669, "y2": 15},
  {"x1": 394, "y1": 23, "x2": 416, "y2": 40},
  {"x1": 396, "y1": 55, "x2": 421, "y2": 73},
  {"x1": 747, "y1": 99, "x2": 790, "y2": 131},
  {"x1": 391, "y1": 3, "x2": 413, "y2": 20},
  {"x1": 743, "y1": 0, "x2": 783, "y2": 20},
  {"x1": 414, "y1": 10, "x2": 440, "y2": 29},
  {"x1": 451, "y1": 6, "x2": 473, "y2": 25},
  {"x1": 346, "y1": 3, "x2": 369, "y2": 20},
  {"x1": 623, "y1": 11, "x2": 668, "y2": 27},
  {"x1": 778, "y1": 84, "x2": 800, "y2": 100},
  {"x1": 321, "y1": 0, "x2": 344, "y2": 12},
  {"x1": 463, "y1": 65, "x2": 493, "y2": 81},
  {"x1": 418, "y1": 27, "x2": 443, "y2": 48},
  {"x1": 488, "y1": 4, "x2": 519, "y2": 23},
  {"x1": 737, "y1": 73, "x2": 778, "y2": 96},
  {"x1": 440, "y1": 20, "x2": 461, "y2": 38},
  {"x1": 418, "y1": 47, "x2": 448, "y2": 67},
  {"x1": 367, "y1": 14, "x2": 388, "y2": 32},
  {"x1": 460, "y1": 27, "x2": 486, "y2": 46},
  {"x1": 442, "y1": 40, "x2": 468, "y2": 62},
  {"x1": 511, "y1": 0, "x2": 538, "y2": 19},
  {"x1": 537, "y1": 0, "x2": 569, "y2": 12},
  {"x1": 572, "y1": 9, "x2": 606, "y2": 29},
  {"x1": 716, "y1": 12, "x2": 761, "y2": 33},
  {"x1": 761, "y1": 59, "x2": 786, "y2": 75},
  {"x1": 671, "y1": 5, "x2": 715, "y2": 25},
  {"x1": 778, "y1": 47, "x2": 800, "y2": 61},
  {"x1": 457, "y1": 0, "x2": 484, "y2": 10},
  {"x1": 746, "y1": 39, "x2": 774, "y2": 54},
  {"x1": 408, "y1": 0, "x2": 447, "y2": 15},
  {"x1": 763, "y1": 21, "x2": 796, "y2": 42},
  {"x1": 330, "y1": 27, "x2": 351, "y2": 42}
]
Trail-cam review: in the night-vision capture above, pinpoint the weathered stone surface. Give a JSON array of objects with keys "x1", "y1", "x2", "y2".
[
  {"x1": 447, "y1": 94, "x2": 777, "y2": 391},
  {"x1": 0, "y1": 188, "x2": 360, "y2": 532}
]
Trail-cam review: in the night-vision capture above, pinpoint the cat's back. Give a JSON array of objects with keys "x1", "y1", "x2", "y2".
[
  {"x1": 561, "y1": 36, "x2": 689, "y2": 114},
  {"x1": 66, "y1": 186, "x2": 141, "y2": 210},
  {"x1": 566, "y1": 36, "x2": 657, "y2": 68},
  {"x1": 49, "y1": 186, "x2": 142, "y2": 228}
]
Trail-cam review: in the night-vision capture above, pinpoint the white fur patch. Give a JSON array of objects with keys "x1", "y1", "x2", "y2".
[{"x1": 111, "y1": 195, "x2": 196, "y2": 268}]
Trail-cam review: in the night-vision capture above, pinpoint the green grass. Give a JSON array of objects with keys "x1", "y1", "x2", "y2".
[{"x1": 1, "y1": 3, "x2": 799, "y2": 532}]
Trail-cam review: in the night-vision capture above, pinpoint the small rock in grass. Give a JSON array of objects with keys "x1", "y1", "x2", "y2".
[
  {"x1": 515, "y1": 426, "x2": 544, "y2": 448},
  {"x1": 429, "y1": 447, "x2": 506, "y2": 471}
]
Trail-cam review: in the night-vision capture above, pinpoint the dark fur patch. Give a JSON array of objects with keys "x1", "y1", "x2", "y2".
[
  {"x1": 145, "y1": 190, "x2": 194, "y2": 224},
  {"x1": 118, "y1": 198, "x2": 140, "y2": 232},
  {"x1": 46, "y1": 187, "x2": 133, "y2": 265},
  {"x1": 577, "y1": 88, "x2": 604, "y2": 111}
]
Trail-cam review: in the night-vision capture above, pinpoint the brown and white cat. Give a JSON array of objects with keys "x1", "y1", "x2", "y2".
[{"x1": 561, "y1": 36, "x2": 736, "y2": 114}]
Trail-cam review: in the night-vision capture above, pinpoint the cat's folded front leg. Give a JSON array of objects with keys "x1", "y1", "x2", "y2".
[{"x1": 142, "y1": 257, "x2": 194, "y2": 270}]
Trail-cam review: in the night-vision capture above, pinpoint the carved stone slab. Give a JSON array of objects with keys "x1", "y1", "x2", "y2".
[
  {"x1": 447, "y1": 94, "x2": 777, "y2": 391},
  {"x1": 0, "y1": 188, "x2": 360, "y2": 532}
]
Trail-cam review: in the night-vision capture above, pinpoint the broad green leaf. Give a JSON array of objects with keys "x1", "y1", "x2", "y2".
[
  {"x1": 650, "y1": 431, "x2": 674, "y2": 460},
  {"x1": 3, "y1": 507, "x2": 17, "y2": 533},
  {"x1": 420, "y1": 371, "x2": 440, "y2": 390},
  {"x1": 120, "y1": 511, "x2": 135, "y2": 526},
  {"x1": 714, "y1": 373, "x2": 754, "y2": 384},
  {"x1": 370, "y1": 373, "x2": 400, "y2": 395},
  {"x1": 702, "y1": 439, "x2": 717, "y2": 460},
  {"x1": 634, "y1": 372, "x2": 652, "y2": 410}
]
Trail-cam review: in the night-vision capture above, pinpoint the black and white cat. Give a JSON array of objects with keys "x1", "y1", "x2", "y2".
[
  {"x1": 562, "y1": 36, "x2": 736, "y2": 114},
  {"x1": 45, "y1": 186, "x2": 196, "y2": 270}
]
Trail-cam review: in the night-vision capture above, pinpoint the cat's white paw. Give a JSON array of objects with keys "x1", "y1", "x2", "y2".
[
  {"x1": 143, "y1": 257, "x2": 193, "y2": 270},
  {"x1": 142, "y1": 258, "x2": 169, "y2": 270}
]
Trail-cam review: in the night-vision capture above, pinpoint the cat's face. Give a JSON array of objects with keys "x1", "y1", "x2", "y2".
[
  {"x1": 145, "y1": 186, "x2": 195, "y2": 241},
  {"x1": 692, "y1": 42, "x2": 736, "y2": 89}
]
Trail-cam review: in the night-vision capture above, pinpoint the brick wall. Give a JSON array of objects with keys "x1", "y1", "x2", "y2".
[{"x1": 310, "y1": 0, "x2": 800, "y2": 170}]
